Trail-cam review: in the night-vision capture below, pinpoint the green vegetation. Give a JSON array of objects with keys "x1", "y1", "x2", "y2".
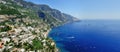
[
  {"x1": 32, "y1": 31, "x2": 37, "y2": 35},
  {"x1": 43, "y1": 29, "x2": 47, "y2": 32},
  {"x1": 22, "y1": 38, "x2": 43, "y2": 51},
  {"x1": 0, "y1": 4, "x2": 21, "y2": 15},
  {"x1": 0, "y1": 25, "x2": 12, "y2": 32},
  {"x1": 23, "y1": 42, "x2": 33, "y2": 50},
  {"x1": 32, "y1": 38, "x2": 43, "y2": 50},
  {"x1": 0, "y1": 9, "x2": 20, "y2": 15}
]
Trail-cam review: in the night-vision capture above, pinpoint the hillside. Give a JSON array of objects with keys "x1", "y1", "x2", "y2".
[
  {"x1": 0, "y1": 0, "x2": 58, "y2": 52},
  {"x1": 0, "y1": 0, "x2": 78, "y2": 52},
  {"x1": 13, "y1": 0, "x2": 79, "y2": 27}
]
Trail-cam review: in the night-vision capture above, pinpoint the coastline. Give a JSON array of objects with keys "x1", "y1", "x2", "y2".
[
  {"x1": 47, "y1": 29, "x2": 59, "y2": 52},
  {"x1": 48, "y1": 20, "x2": 80, "y2": 52}
]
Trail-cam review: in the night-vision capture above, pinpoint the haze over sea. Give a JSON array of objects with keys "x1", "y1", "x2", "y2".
[{"x1": 49, "y1": 20, "x2": 120, "y2": 52}]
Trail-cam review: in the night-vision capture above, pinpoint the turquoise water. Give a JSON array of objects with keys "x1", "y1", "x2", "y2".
[{"x1": 49, "y1": 20, "x2": 120, "y2": 52}]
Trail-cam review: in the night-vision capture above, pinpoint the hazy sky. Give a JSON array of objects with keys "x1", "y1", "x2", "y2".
[{"x1": 25, "y1": 0, "x2": 120, "y2": 20}]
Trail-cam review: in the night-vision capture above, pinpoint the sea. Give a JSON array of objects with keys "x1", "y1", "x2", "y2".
[{"x1": 49, "y1": 20, "x2": 120, "y2": 52}]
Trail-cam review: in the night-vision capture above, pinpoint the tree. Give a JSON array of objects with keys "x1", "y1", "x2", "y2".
[
  {"x1": 32, "y1": 38, "x2": 43, "y2": 50},
  {"x1": 0, "y1": 25, "x2": 12, "y2": 32}
]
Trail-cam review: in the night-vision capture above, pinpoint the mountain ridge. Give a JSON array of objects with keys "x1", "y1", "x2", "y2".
[{"x1": 13, "y1": 0, "x2": 79, "y2": 26}]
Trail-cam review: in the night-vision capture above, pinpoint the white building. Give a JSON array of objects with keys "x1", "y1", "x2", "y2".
[
  {"x1": 2, "y1": 37, "x2": 10, "y2": 44},
  {"x1": 19, "y1": 48, "x2": 25, "y2": 52}
]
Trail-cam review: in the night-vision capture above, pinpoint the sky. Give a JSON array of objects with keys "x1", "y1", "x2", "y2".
[{"x1": 25, "y1": 0, "x2": 120, "y2": 20}]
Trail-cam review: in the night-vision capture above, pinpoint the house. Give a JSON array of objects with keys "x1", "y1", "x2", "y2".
[
  {"x1": 0, "y1": 15, "x2": 7, "y2": 22},
  {"x1": 2, "y1": 37, "x2": 10, "y2": 44},
  {"x1": 51, "y1": 42, "x2": 55, "y2": 46},
  {"x1": 19, "y1": 48, "x2": 25, "y2": 52}
]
